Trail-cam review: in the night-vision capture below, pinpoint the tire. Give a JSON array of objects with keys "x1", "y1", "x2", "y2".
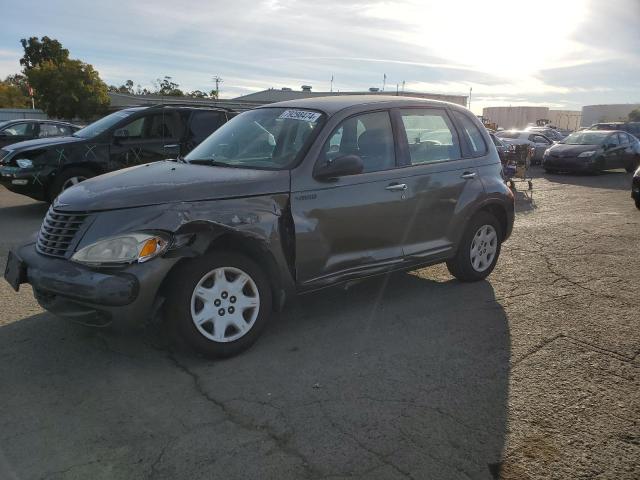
[
  {"x1": 165, "y1": 251, "x2": 272, "y2": 358},
  {"x1": 446, "y1": 211, "x2": 502, "y2": 282},
  {"x1": 48, "y1": 167, "x2": 95, "y2": 201}
]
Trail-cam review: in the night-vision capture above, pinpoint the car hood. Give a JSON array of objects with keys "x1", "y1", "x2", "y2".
[
  {"x1": 54, "y1": 160, "x2": 291, "y2": 212},
  {"x1": 549, "y1": 143, "x2": 601, "y2": 155},
  {"x1": 3, "y1": 135, "x2": 85, "y2": 153}
]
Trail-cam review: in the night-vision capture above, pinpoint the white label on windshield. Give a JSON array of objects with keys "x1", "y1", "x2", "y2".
[{"x1": 279, "y1": 110, "x2": 321, "y2": 122}]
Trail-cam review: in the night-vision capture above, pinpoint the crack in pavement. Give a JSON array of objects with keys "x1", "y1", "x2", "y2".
[{"x1": 164, "y1": 351, "x2": 323, "y2": 479}]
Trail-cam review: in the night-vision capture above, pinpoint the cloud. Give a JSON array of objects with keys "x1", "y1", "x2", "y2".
[{"x1": 0, "y1": 0, "x2": 638, "y2": 113}]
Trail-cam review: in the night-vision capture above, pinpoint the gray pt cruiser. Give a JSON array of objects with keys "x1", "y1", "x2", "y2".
[{"x1": 4, "y1": 96, "x2": 515, "y2": 357}]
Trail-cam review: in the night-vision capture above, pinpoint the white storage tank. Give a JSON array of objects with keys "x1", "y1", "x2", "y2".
[{"x1": 482, "y1": 106, "x2": 550, "y2": 130}]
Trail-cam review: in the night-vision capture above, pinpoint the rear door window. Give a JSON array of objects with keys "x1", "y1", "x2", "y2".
[
  {"x1": 399, "y1": 109, "x2": 461, "y2": 164},
  {"x1": 452, "y1": 111, "x2": 487, "y2": 156}
]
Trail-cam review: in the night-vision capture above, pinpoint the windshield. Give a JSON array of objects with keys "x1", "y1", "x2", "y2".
[
  {"x1": 561, "y1": 131, "x2": 609, "y2": 145},
  {"x1": 73, "y1": 110, "x2": 135, "y2": 138},
  {"x1": 185, "y1": 107, "x2": 325, "y2": 169}
]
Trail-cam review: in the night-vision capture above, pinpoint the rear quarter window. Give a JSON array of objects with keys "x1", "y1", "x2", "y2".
[{"x1": 452, "y1": 111, "x2": 487, "y2": 156}]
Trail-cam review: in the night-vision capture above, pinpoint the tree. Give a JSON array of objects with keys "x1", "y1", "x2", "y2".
[
  {"x1": 154, "y1": 76, "x2": 183, "y2": 96},
  {"x1": 209, "y1": 89, "x2": 219, "y2": 99},
  {"x1": 0, "y1": 82, "x2": 30, "y2": 108},
  {"x1": 19, "y1": 36, "x2": 109, "y2": 119},
  {"x1": 27, "y1": 59, "x2": 109, "y2": 120},
  {"x1": 187, "y1": 90, "x2": 208, "y2": 98},
  {"x1": 629, "y1": 108, "x2": 640, "y2": 122},
  {"x1": 20, "y1": 36, "x2": 69, "y2": 71},
  {"x1": 4, "y1": 74, "x2": 30, "y2": 97}
]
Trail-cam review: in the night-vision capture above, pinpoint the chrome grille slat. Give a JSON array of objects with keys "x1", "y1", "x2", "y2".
[{"x1": 36, "y1": 207, "x2": 88, "y2": 258}]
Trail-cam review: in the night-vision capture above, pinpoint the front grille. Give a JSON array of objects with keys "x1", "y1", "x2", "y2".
[{"x1": 36, "y1": 208, "x2": 88, "y2": 258}]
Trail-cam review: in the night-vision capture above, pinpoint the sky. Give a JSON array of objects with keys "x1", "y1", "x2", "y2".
[{"x1": 0, "y1": 0, "x2": 638, "y2": 114}]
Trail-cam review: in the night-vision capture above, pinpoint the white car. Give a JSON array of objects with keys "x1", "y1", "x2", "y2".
[{"x1": 495, "y1": 130, "x2": 553, "y2": 163}]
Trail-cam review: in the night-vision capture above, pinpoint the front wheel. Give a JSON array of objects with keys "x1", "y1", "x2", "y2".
[
  {"x1": 165, "y1": 251, "x2": 272, "y2": 358},
  {"x1": 48, "y1": 167, "x2": 94, "y2": 201},
  {"x1": 447, "y1": 212, "x2": 502, "y2": 282},
  {"x1": 625, "y1": 159, "x2": 639, "y2": 173}
]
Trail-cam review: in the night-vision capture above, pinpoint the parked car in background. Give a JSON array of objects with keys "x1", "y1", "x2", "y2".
[
  {"x1": 589, "y1": 122, "x2": 640, "y2": 138},
  {"x1": 489, "y1": 132, "x2": 514, "y2": 162},
  {"x1": 0, "y1": 105, "x2": 233, "y2": 201},
  {"x1": 495, "y1": 130, "x2": 553, "y2": 164},
  {"x1": 0, "y1": 119, "x2": 80, "y2": 148},
  {"x1": 4, "y1": 96, "x2": 515, "y2": 357},
  {"x1": 542, "y1": 130, "x2": 640, "y2": 174},
  {"x1": 525, "y1": 126, "x2": 565, "y2": 141},
  {"x1": 632, "y1": 165, "x2": 640, "y2": 209}
]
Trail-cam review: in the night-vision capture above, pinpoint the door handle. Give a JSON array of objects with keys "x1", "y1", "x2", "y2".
[
  {"x1": 385, "y1": 183, "x2": 407, "y2": 191},
  {"x1": 461, "y1": 172, "x2": 477, "y2": 179},
  {"x1": 164, "y1": 144, "x2": 180, "y2": 149}
]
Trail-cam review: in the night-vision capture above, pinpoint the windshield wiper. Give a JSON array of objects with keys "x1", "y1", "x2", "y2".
[{"x1": 187, "y1": 158, "x2": 235, "y2": 167}]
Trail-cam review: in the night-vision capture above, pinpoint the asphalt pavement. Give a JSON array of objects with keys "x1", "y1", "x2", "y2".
[{"x1": 0, "y1": 168, "x2": 638, "y2": 479}]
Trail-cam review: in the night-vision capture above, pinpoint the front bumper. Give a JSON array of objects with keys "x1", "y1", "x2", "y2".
[
  {"x1": 8, "y1": 243, "x2": 178, "y2": 328},
  {"x1": 542, "y1": 156, "x2": 597, "y2": 172},
  {"x1": 0, "y1": 166, "x2": 49, "y2": 200}
]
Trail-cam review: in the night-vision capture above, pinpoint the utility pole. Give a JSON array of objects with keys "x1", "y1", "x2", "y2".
[
  {"x1": 330, "y1": 75, "x2": 334, "y2": 93},
  {"x1": 382, "y1": 73, "x2": 387, "y2": 92},
  {"x1": 469, "y1": 86, "x2": 472, "y2": 111},
  {"x1": 402, "y1": 80, "x2": 405, "y2": 93},
  {"x1": 212, "y1": 75, "x2": 223, "y2": 98}
]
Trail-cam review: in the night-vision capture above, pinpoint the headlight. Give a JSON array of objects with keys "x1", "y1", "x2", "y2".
[
  {"x1": 578, "y1": 151, "x2": 596, "y2": 157},
  {"x1": 15, "y1": 158, "x2": 33, "y2": 168},
  {"x1": 71, "y1": 232, "x2": 170, "y2": 265}
]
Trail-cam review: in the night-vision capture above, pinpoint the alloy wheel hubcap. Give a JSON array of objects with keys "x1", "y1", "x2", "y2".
[
  {"x1": 61, "y1": 176, "x2": 87, "y2": 190},
  {"x1": 470, "y1": 225, "x2": 497, "y2": 272},
  {"x1": 190, "y1": 267, "x2": 260, "y2": 343}
]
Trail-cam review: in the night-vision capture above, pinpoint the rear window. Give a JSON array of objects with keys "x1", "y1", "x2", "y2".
[
  {"x1": 452, "y1": 111, "x2": 487, "y2": 156},
  {"x1": 496, "y1": 131, "x2": 521, "y2": 139}
]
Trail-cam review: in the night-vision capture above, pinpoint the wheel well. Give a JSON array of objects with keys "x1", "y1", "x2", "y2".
[
  {"x1": 478, "y1": 203, "x2": 508, "y2": 241},
  {"x1": 159, "y1": 231, "x2": 286, "y2": 311}
]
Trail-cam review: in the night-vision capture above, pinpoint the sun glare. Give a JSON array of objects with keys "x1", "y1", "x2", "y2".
[{"x1": 366, "y1": 0, "x2": 589, "y2": 77}]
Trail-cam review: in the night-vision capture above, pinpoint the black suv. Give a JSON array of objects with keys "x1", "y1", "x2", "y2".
[
  {"x1": 0, "y1": 119, "x2": 81, "y2": 147},
  {"x1": 0, "y1": 105, "x2": 232, "y2": 201},
  {"x1": 5, "y1": 96, "x2": 515, "y2": 357}
]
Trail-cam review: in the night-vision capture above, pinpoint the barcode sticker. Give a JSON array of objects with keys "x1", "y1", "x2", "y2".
[{"x1": 278, "y1": 110, "x2": 322, "y2": 122}]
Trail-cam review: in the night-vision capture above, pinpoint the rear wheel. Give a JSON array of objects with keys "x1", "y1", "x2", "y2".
[
  {"x1": 165, "y1": 251, "x2": 272, "y2": 358},
  {"x1": 49, "y1": 167, "x2": 94, "y2": 201},
  {"x1": 447, "y1": 212, "x2": 502, "y2": 282}
]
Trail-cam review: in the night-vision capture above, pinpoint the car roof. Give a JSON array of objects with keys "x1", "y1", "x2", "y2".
[{"x1": 257, "y1": 95, "x2": 466, "y2": 116}]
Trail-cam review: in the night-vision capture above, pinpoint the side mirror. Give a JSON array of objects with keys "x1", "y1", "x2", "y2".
[
  {"x1": 113, "y1": 128, "x2": 129, "y2": 139},
  {"x1": 314, "y1": 154, "x2": 364, "y2": 180}
]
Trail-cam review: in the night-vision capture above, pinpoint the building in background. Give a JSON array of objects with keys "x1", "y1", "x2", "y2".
[
  {"x1": 482, "y1": 106, "x2": 549, "y2": 130},
  {"x1": 107, "y1": 92, "x2": 264, "y2": 112},
  {"x1": 548, "y1": 110, "x2": 582, "y2": 130},
  {"x1": 0, "y1": 108, "x2": 47, "y2": 122},
  {"x1": 580, "y1": 104, "x2": 640, "y2": 127},
  {"x1": 233, "y1": 86, "x2": 468, "y2": 107}
]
